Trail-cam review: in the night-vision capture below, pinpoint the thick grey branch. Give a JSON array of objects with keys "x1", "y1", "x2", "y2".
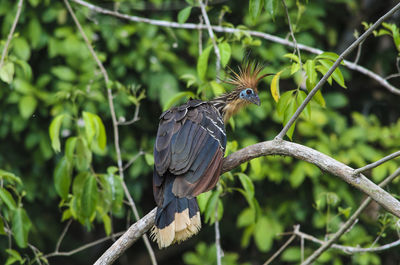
[{"x1": 95, "y1": 140, "x2": 400, "y2": 264}]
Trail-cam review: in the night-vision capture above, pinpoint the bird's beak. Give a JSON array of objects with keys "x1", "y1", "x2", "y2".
[{"x1": 249, "y1": 94, "x2": 261, "y2": 106}]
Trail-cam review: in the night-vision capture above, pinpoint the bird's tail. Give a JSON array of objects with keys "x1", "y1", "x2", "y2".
[{"x1": 150, "y1": 196, "x2": 201, "y2": 249}]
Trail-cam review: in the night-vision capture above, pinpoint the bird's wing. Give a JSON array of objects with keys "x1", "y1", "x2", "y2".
[{"x1": 153, "y1": 100, "x2": 226, "y2": 204}]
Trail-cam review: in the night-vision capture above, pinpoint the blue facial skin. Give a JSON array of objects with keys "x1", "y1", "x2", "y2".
[{"x1": 239, "y1": 88, "x2": 261, "y2": 106}]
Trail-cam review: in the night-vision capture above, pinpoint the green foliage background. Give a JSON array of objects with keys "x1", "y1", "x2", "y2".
[{"x1": 1, "y1": 0, "x2": 400, "y2": 264}]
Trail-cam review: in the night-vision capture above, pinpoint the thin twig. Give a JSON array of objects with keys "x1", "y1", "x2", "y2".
[
  {"x1": 117, "y1": 104, "x2": 141, "y2": 125},
  {"x1": 281, "y1": 0, "x2": 302, "y2": 69},
  {"x1": 215, "y1": 208, "x2": 223, "y2": 265},
  {"x1": 70, "y1": 0, "x2": 400, "y2": 96},
  {"x1": 276, "y1": 2, "x2": 400, "y2": 139},
  {"x1": 293, "y1": 229, "x2": 400, "y2": 254},
  {"x1": 63, "y1": 1, "x2": 157, "y2": 264},
  {"x1": 0, "y1": 0, "x2": 23, "y2": 70},
  {"x1": 199, "y1": 0, "x2": 221, "y2": 80},
  {"x1": 123, "y1": 150, "x2": 145, "y2": 171},
  {"x1": 353, "y1": 150, "x2": 400, "y2": 176},
  {"x1": 45, "y1": 231, "x2": 125, "y2": 258},
  {"x1": 263, "y1": 225, "x2": 299, "y2": 265},
  {"x1": 353, "y1": 40, "x2": 364, "y2": 65},
  {"x1": 301, "y1": 167, "x2": 400, "y2": 265},
  {"x1": 55, "y1": 219, "x2": 72, "y2": 252},
  {"x1": 198, "y1": 16, "x2": 203, "y2": 55}
]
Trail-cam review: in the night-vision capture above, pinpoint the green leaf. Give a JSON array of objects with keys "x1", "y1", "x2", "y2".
[
  {"x1": 81, "y1": 174, "x2": 98, "y2": 219},
  {"x1": 108, "y1": 174, "x2": 124, "y2": 212},
  {"x1": 0, "y1": 218, "x2": 5, "y2": 235},
  {"x1": 163, "y1": 91, "x2": 195, "y2": 111},
  {"x1": 197, "y1": 45, "x2": 213, "y2": 81},
  {"x1": 210, "y1": 81, "x2": 226, "y2": 96},
  {"x1": 93, "y1": 115, "x2": 107, "y2": 151},
  {"x1": 249, "y1": 0, "x2": 263, "y2": 19},
  {"x1": 0, "y1": 62, "x2": 15, "y2": 84},
  {"x1": 204, "y1": 190, "x2": 220, "y2": 223},
  {"x1": 65, "y1": 137, "x2": 77, "y2": 163},
  {"x1": 12, "y1": 208, "x2": 32, "y2": 248},
  {"x1": 270, "y1": 70, "x2": 283, "y2": 102},
  {"x1": 5, "y1": 249, "x2": 24, "y2": 265},
  {"x1": 318, "y1": 59, "x2": 346, "y2": 88},
  {"x1": 254, "y1": 216, "x2": 272, "y2": 252},
  {"x1": 265, "y1": 0, "x2": 278, "y2": 19},
  {"x1": 144, "y1": 153, "x2": 154, "y2": 166},
  {"x1": 237, "y1": 173, "x2": 255, "y2": 200},
  {"x1": 75, "y1": 137, "x2": 92, "y2": 171},
  {"x1": 282, "y1": 247, "x2": 301, "y2": 262},
  {"x1": 304, "y1": 59, "x2": 317, "y2": 89},
  {"x1": 0, "y1": 188, "x2": 17, "y2": 210},
  {"x1": 296, "y1": 90, "x2": 311, "y2": 120},
  {"x1": 197, "y1": 190, "x2": 212, "y2": 213},
  {"x1": 0, "y1": 170, "x2": 22, "y2": 185},
  {"x1": 13, "y1": 38, "x2": 31, "y2": 61},
  {"x1": 102, "y1": 213, "x2": 112, "y2": 235},
  {"x1": 283, "y1": 95, "x2": 297, "y2": 140},
  {"x1": 276, "y1": 91, "x2": 293, "y2": 117},
  {"x1": 218, "y1": 42, "x2": 231, "y2": 67},
  {"x1": 54, "y1": 157, "x2": 72, "y2": 200},
  {"x1": 237, "y1": 207, "x2": 255, "y2": 227},
  {"x1": 313, "y1": 90, "x2": 326, "y2": 107},
  {"x1": 283, "y1": 53, "x2": 299, "y2": 63},
  {"x1": 49, "y1": 114, "x2": 66, "y2": 152},
  {"x1": 290, "y1": 62, "x2": 300, "y2": 75},
  {"x1": 18, "y1": 95, "x2": 37, "y2": 119},
  {"x1": 178, "y1": 6, "x2": 192, "y2": 24},
  {"x1": 51, "y1": 66, "x2": 77, "y2": 81},
  {"x1": 82, "y1": 112, "x2": 96, "y2": 146},
  {"x1": 316, "y1": 52, "x2": 341, "y2": 62}
]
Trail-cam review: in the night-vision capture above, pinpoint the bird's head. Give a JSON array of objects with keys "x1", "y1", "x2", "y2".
[
  {"x1": 225, "y1": 60, "x2": 272, "y2": 105},
  {"x1": 217, "y1": 60, "x2": 272, "y2": 122}
]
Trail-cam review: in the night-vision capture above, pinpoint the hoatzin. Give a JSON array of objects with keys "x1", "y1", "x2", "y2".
[{"x1": 151, "y1": 61, "x2": 270, "y2": 248}]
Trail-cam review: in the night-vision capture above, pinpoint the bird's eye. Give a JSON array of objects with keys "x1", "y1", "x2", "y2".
[{"x1": 246, "y1": 88, "x2": 253, "y2": 95}]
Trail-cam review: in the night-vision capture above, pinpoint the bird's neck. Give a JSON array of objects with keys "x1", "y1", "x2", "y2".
[{"x1": 209, "y1": 91, "x2": 247, "y2": 123}]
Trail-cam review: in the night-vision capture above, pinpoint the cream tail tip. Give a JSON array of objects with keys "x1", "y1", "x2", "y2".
[{"x1": 151, "y1": 211, "x2": 201, "y2": 249}]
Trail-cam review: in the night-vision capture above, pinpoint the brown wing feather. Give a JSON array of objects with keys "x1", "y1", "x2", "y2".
[{"x1": 153, "y1": 100, "x2": 226, "y2": 202}]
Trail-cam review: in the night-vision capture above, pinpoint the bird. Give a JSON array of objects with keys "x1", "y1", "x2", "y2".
[{"x1": 151, "y1": 60, "x2": 270, "y2": 249}]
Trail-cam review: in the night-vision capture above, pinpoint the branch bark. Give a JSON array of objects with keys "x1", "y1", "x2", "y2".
[{"x1": 94, "y1": 139, "x2": 400, "y2": 264}]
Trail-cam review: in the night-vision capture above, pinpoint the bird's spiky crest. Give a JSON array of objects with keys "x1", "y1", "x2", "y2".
[{"x1": 224, "y1": 60, "x2": 271, "y2": 93}]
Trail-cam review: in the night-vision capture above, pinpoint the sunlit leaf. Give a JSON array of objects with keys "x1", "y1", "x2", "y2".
[
  {"x1": 197, "y1": 45, "x2": 213, "y2": 81},
  {"x1": 12, "y1": 208, "x2": 32, "y2": 248},
  {"x1": 163, "y1": 91, "x2": 195, "y2": 111},
  {"x1": 270, "y1": 70, "x2": 283, "y2": 102},
  {"x1": 54, "y1": 157, "x2": 72, "y2": 200},
  {"x1": 249, "y1": 0, "x2": 263, "y2": 19},
  {"x1": 218, "y1": 42, "x2": 231, "y2": 67},
  {"x1": 0, "y1": 62, "x2": 15, "y2": 84},
  {"x1": 19, "y1": 95, "x2": 37, "y2": 119},
  {"x1": 81, "y1": 174, "x2": 98, "y2": 219},
  {"x1": 177, "y1": 6, "x2": 192, "y2": 24},
  {"x1": 0, "y1": 188, "x2": 17, "y2": 210},
  {"x1": 49, "y1": 114, "x2": 66, "y2": 152}
]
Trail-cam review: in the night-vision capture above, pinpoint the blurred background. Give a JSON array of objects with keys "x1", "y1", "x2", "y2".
[{"x1": 1, "y1": 0, "x2": 400, "y2": 264}]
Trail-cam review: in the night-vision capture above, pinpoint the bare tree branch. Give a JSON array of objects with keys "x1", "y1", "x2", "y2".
[
  {"x1": 94, "y1": 140, "x2": 400, "y2": 264},
  {"x1": 0, "y1": 0, "x2": 23, "y2": 70},
  {"x1": 70, "y1": 0, "x2": 400, "y2": 96},
  {"x1": 264, "y1": 225, "x2": 299, "y2": 265},
  {"x1": 63, "y1": 1, "x2": 157, "y2": 264},
  {"x1": 280, "y1": 0, "x2": 302, "y2": 70},
  {"x1": 353, "y1": 150, "x2": 400, "y2": 176},
  {"x1": 293, "y1": 229, "x2": 400, "y2": 254},
  {"x1": 301, "y1": 166, "x2": 400, "y2": 265},
  {"x1": 94, "y1": 208, "x2": 157, "y2": 265},
  {"x1": 199, "y1": 0, "x2": 221, "y2": 79},
  {"x1": 276, "y1": 2, "x2": 400, "y2": 139}
]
